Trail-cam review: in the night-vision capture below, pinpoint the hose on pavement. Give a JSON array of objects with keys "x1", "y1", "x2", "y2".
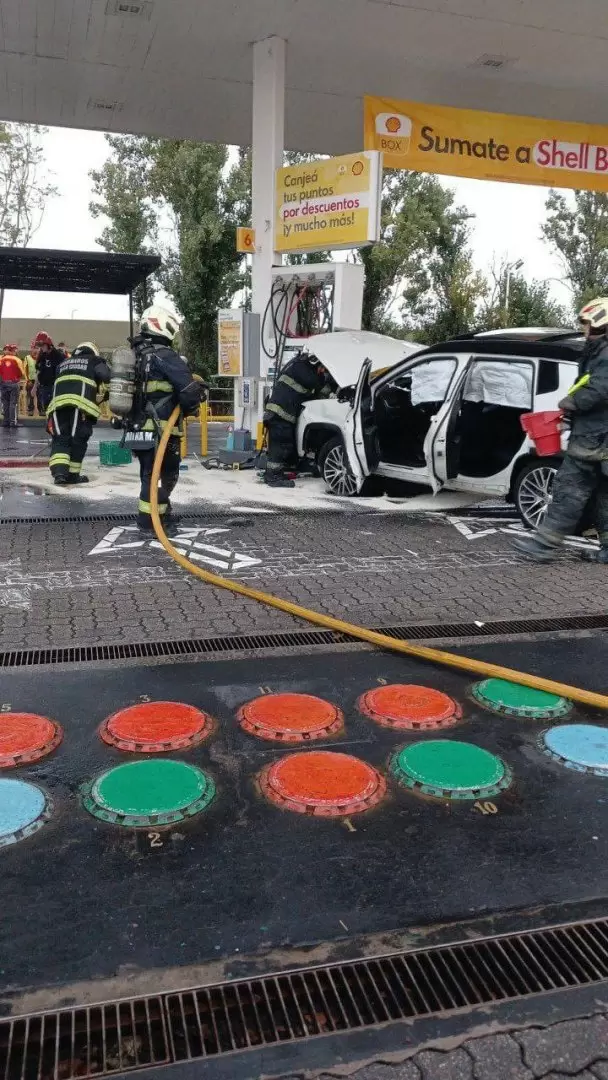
[{"x1": 150, "y1": 405, "x2": 608, "y2": 712}]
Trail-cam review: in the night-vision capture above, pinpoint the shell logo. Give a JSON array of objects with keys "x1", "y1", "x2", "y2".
[
  {"x1": 374, "y1": 112, "x2": 413, "y2": 140},
  {"x1": 352, "y1": 160, "x2": 364, "y2": 176}
]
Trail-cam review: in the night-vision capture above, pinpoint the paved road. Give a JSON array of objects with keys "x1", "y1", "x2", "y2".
[
  {"x1": 305, "y1": 1013, "x2": 608, "y2": 1080},
  {"x1": 0, "y1": 504, "x2": 603, "y2": 652}
]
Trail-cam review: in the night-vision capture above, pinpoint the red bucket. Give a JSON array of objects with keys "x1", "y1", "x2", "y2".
[{"x1": 520, "y1": 410, "x2": 563, "y2": 456}]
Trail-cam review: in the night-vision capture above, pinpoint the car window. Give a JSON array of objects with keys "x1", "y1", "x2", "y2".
[
  {"x1": 392, "y1": 357, "x2": 458, "y2": 406},
  {"x1": 464, "y1": 359, "x2": 533, "y2": 409},
  {"x1": 537, "y1": 359, "x2": 560, "y2": 394}
]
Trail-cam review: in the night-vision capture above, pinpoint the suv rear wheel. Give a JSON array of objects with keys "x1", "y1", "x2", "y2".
[{"x1": 514, "y1": 459, "x2": 560, "y2": 529}]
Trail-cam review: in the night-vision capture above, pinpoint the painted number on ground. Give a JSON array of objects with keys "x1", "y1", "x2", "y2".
[{"x1": 474, "y1": 800, "x2": 498, "y2": 815}]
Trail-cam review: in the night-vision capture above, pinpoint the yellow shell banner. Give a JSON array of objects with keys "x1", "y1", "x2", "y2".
[{"x1": 364, "y1": 95, "x2": 608, "y2": 192}]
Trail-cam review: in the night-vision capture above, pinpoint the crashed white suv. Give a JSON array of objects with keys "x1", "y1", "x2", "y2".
[{"x1": 296, "y1": 329, "x2": 584, "y2": 528}]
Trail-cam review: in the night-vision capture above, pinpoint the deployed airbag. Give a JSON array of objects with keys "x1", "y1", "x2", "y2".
[{"x1": 463, "y1": 361, "x2": 533, "y2": 409}]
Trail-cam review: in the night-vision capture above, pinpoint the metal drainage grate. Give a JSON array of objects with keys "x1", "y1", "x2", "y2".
[
  {"x1": 0, "y1": 506, "x2": 516, "y2": 526},
  {"x1": 0, "y1": 612, "x2": 607, "y2": 669},
  {"x1": 2, "y1": 917, "x2": 608, "y2": 1079}
]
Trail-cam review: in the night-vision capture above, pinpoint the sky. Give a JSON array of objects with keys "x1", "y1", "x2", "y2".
[{"x1": 2, "y1": 125, "x2": 573, "y2": 324}]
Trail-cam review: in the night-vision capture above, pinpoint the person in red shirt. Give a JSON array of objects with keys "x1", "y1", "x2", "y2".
[{"x1": 0, "y1": 345, "x2": 24, "y2": 429}]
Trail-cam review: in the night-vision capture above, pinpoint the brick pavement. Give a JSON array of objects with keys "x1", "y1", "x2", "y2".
[
  {"x1": 0, "y1": 510, "x2": 605, "y2": 651},
  {"x1": 281, "y1": 1013, "x2": 608, "y2": 1080}
]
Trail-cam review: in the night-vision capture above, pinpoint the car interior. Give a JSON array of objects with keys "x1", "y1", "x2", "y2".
[
  {"x1": 373, "y1": 358, "x2": 457, "y2": 468},
  {"x1": 373, "y1": 356, "x2": 533, "y2": 477}
]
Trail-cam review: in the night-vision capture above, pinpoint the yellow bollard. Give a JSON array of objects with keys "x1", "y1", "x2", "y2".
[
  {"x1": 180, "y1": 420, "x2": 188, "y2": 460},
  {"x1": 200, "y1": 401, "x2": 208, "y2": 457}
]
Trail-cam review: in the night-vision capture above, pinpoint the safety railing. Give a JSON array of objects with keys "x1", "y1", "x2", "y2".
[{"x1": 180, "y1": 402, "x2": 209, "y2": 459}]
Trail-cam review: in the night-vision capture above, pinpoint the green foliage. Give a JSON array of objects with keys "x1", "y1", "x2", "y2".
[
  {"x1": 542, "y1": 190, "x2": 608, "y2": 310},
  {"x1": 358, "y1": 172, "x2": 483, "y2": 342},
  {"x1": 0, "y1": 123, "x2": 56, "y2": 246},
  {"x1": 477, "y1": 261, "x2": 569, "y2": 331},
  {"x1": 90, "y1": 138, "x2": 251, "y2": 376}
]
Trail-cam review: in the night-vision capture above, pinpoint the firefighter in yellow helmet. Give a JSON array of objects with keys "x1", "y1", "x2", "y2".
[
  {"x1": 514, "y1": 298, "x2": 608, "y2": 563},
  {"x1": 47, "y1": 342, "x2": 111, "y2": 485}
]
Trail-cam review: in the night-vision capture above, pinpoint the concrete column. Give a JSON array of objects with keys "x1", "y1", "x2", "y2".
[{"x1": 233, "y1": 36, "x2": 285, "y2": 441}]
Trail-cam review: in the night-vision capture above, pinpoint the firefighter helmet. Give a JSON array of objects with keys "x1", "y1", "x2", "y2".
[
  {"x1": 140, "y1": 305, "x2": 180, "y2": 344},
  {"x1": 578, "y1": 298, "x2": 608, "y2": 331}
]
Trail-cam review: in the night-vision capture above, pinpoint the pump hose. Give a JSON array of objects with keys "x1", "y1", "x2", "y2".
[{"x1": 151, "y1": 406, "x2": 608, "y2": 711}]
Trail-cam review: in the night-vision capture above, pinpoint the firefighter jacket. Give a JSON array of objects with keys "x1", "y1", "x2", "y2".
[
  {"x1": 265, "y1": 354, "x2": 333, "y2": 425},
  {"x1": 567, "y1": 336, "x2": 608, "y2": 461},
  {"x1": 138, "y1": 342, "x2": 202, "y2": 436},
  {"x1": 48, "y1": 354, "x2": 112, "y2": 420},
  {"x1": 36, "y1": 347, "x2": 64, "y2": 387}
]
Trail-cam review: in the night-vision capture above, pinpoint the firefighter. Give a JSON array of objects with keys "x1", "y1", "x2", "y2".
[
  {"x1": 514, "y1": 297, "x2": 608, "y2": 564},
  {"x1": 47, "y1": 342, "x2": 111, "y2": 485},
  {"x1": 33, "y1": 332, "x2": 64, "y2": 415},
  {"x1": 264, "y1": 351, "x2": 334, "y2": 487},
  {"x1": 129, "y1": 305, "x2": 202, "y2": 533}
]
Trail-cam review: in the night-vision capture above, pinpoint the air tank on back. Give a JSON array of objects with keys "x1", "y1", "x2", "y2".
[{"x1": 108, "y1": 346, "x2": 136, "y2": 417}]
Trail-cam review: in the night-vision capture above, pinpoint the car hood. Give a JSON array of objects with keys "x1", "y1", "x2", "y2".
[{"x1": 295, "y1": 331, "x2": 421, "y2": 388}]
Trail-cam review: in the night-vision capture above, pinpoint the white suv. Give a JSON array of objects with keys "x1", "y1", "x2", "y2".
[{"x1": 296, "y1": 329, "x2": 584, "y2": 528}]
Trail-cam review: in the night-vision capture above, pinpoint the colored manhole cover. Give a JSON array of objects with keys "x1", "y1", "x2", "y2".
[
  {"x1": 238, "y1": 693, "x2": 344, "y2": 742},
  {"x1": 358, "y1": 684, "x2": 461, "y2": 730},
  {"x1": 390, "y1": 740, "x2": 511, "y2": 800},
  {"x1": 0, "y1": 778, "x2": 52, "y2": 847},
  {"x1": 100, "y1": 701, "x2": 213, "y2": 752},
  {"x1": 540, "y1": 724, "x2": 608, "y2": 776},
  {"x1": 0, "y1": 712, "x2": 63, "y2": 768},
  {"x1": 472, "y1": 678, "x2": 571, "y2": 720},
  {"x1": 259, "y1": 751, "x2": 386, "y2": 816},
  {"x1": 82, "y1": 759, "x2": 216, "y2": 827}
]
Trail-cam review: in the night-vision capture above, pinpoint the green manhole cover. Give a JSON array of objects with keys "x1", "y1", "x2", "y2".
[
  {"x1": 390, "y1": 740, "x2": 511, "y2": 800},
  {"x1": 82, "y1": 758, "x2": 216, "y2": 827},
  {"x1": 472, "y1": 678, "x2": 571, "y2": 719}
]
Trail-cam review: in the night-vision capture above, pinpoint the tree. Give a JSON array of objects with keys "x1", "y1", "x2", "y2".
[
  {"x1": 90, "y1": 135, "x2": 158, "y2": 314},
  {"x1": 542, "y1": 190, "x2": 608, "y2": 309},
  {"x1": 90, "y1": 137, "x2": 251, "y2": 374},
  {"x1": 478, "y1": 259, "x2": 568, "y2": 330},
  {"x1": 358, "y1": 171, "x2": 483, "y2": 342},
  {"x1": 0, "y1": 123, "x2": 56, "y2": 246}
]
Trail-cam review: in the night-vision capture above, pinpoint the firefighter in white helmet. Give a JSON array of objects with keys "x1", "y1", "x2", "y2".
[
  {"x1": 129, "y1": 306, "x2": 203, "y2": 532},
  {"x1": 514, "y1": 297, "x2": 608, "y2": 563}
]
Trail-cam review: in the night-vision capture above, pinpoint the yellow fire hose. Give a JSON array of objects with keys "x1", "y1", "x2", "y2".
[{"x1": 151, "y1": 406, "x2": 608, "y2": 712}]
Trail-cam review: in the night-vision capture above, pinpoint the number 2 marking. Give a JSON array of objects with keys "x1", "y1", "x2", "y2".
[{"x1": 148, "y1": 831, "x2": 163, "y2": 847}]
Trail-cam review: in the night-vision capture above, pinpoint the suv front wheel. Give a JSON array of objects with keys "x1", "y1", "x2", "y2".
[
  {"x1": 318, "y1": 436, "x2": 359, "y2": 496},
  {"x1": 514, "y1": 459, "x2": 560, "y2": 529}
]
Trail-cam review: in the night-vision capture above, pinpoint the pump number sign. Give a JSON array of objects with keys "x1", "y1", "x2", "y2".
[{"x1": 275, "y1": 151, "x2": 382, "y2": 255}]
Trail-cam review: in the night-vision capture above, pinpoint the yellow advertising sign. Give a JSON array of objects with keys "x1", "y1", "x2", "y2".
[
  {"x1": 236, "y1": 227, "x2": 256, "y2": 253},
  {"x1": 217, "y1": 309, "x2": 243, "y2": 378},
  {"x1": 275, "y1": 151, "x2": 382, "y2": 254},
  {"x1": 364, "y1": 96, "x2": 608, "y2": 193}
]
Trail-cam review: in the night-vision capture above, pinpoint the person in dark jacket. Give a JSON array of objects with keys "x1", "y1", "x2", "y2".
[
  {"x1": 129, "y1": 305, "x2": 202, "y2": 532},
  {"x1": 47, "y1": 342, "x2": 111, "y2": 485},
  {"x1": 514, "y1": 297, "x2": 608, "y2": 563},
  {"x1": 33, "y1": 332, "x2": 64, "y2": 415},
  {"x1": 264, "y1": 351, "x2": 334, "y2": 487}
]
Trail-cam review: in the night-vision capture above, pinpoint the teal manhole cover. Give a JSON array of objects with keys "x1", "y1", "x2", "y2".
[
  {"x1": 472, "y1": 678, "x2": 571, "y2": 719},
  {"x1": 390, "y1": 740, "x2": 511, "y2": 799},
  {"x1": 82, "y1": 758, "x2": 216, "y2": 827}
]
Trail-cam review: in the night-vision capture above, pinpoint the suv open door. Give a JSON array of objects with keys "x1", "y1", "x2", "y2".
[{"x1": 342, "y1": 358, "x2": 381, "y2": 492}]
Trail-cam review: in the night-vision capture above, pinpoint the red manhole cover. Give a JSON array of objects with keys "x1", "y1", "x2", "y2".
[
  {"x1": 238, "y1": 693, "x2": 344, "y2": 742},
  {"x1": 258, "y1": 751, "x2": 386, "y2": 816},
  {"x1": 0, "y1": 712, "x2": 63, "y2": 768},
  {"x1": 358, "y1": 684, "x2": 461, "y2": 730},
  {"x1": 100, "y1": 701, "x2": 213, "y2": 753}
]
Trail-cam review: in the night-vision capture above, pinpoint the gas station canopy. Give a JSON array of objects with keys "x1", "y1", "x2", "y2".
[
  {"x1": 1, "y1": 1, "x2": 607, "y2": 153},
  {"x1": 0, "y1": 248, "x2": 161, "y2": 294}
]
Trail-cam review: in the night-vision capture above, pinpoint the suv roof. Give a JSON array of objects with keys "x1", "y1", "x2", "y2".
[{"x1": 421, "y1": 333, "x2": 584, "y2": 363}]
